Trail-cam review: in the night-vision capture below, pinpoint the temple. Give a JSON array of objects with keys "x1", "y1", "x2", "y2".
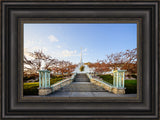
[{"x1": 73, "y1": 48, "x2": 94, "y2": 74}]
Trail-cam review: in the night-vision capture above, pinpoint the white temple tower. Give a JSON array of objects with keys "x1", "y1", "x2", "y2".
[
  {"x1": 80, "y1": 48, "x2": 83, "y2": 65},
  {"x1": 73, "y1": 48, "x2": 94, "y2": 74}
]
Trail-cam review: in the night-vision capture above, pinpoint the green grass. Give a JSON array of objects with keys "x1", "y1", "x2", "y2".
[
  {"x1": 23, "y1": 82, "x2": 39, "y2": 95},
  {"x1": 99, "y1": 75, "x2": 137, "y2": 94},
  {"x1": 23, "y1": 77, "x2": 63, "y2": 95},
  {"x1": 50, "y1": 77, "x2": 63, "y2": 85},
  {"x1": 125, "y1": 80, "x2": 137, "y2": 94},
  {"x1": 98, "y1": 75, "x2": 113, "y2": 84}
]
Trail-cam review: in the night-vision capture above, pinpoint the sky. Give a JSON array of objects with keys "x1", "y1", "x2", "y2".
[{"x1": 24, "y1": 23, "x2": 137, "y2": 64}]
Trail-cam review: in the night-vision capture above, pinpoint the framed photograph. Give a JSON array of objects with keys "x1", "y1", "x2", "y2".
[
  {"x1": 1, "y1": 0, "x2": 159, "y2": 119},
  {"x1": 23, "y1": 22, "x2": 137, "y2": 97}
]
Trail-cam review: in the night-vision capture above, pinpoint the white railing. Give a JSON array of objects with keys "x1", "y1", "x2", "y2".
[
  {"x1": 50, "y1": 73, "x2": 77, "y2": 92},
  {"x1": 92, "y1": 78, "x2": 113, "y2": 88},
  {"x1": 71, "y1": 73, "x2": 77, "y2": 80},
  {"x1": 87, "y1": 73, "x2": 113, "y2": 89}
]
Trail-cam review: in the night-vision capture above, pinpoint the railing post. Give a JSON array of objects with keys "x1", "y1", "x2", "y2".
[
  {"x1": 48, "y1": 72, "x2": 50, "y2": 87},
  {"x1": 42, "y1": 72, "x2": 45, "y2": 88},
  {"x1": 45, "y1": 72, "x2": 47, "y2": 88},
  {"x1": 123, "y1": 72, "x2": 125, "y2": 88},
  {"x1": 119, "y1": 72, "x2": 122, "y2": 87},
  {"x1": 113, "y1": 72, "x2": 115, "y2": 87},
  {"x1": 39, "y1": 71, "x2": 41, "y2": 88},
  {"x1": 116, "y1": 72, "x2": 118, "y2": 88},
  {"x1": 38, "y1": 70, "x2": 52, "y2": 96},
  {"x1": 112, "y1": 70, "x2": 126, "y2": 94}
]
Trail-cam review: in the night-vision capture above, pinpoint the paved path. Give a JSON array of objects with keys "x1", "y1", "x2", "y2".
[
  {"x1": 60, "y1": 82, "x2": 106, "y2": 92},
  {"x1": 73, "y1": 73, "x2": 90, "y2": 82},
  {"x1": 48, "y1": 73, "x2": 137, "y2": 97},
  {"x1": 47, "y1": 91, "x2": 137, "y2": 97}
]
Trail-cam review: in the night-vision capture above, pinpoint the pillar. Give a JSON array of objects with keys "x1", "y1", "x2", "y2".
[
  {"x1": 112, "y1": 70, "x2": 126, "y2": 94},
  {"x1": 113, "y1": 72, "x2": 115, "y2": 86},
  {"x1": 38, "y1": 70, "x2": 52, "y2": 96},
  {"x1": 116, "y1": 72, "x2": 118, "y2": 87},
  {"x1": 123, "y1": 72, "x2": 125, "y2": 88}
]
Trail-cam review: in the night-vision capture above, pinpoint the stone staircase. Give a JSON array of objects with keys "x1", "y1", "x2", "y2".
[
  {"x1": 61, "y1": 82, "x2": 106, "y2": 92},
  {"x1": 73, "y1": 73, "x2": 90, "y2": 82},
  {"x1": 60, "y1": 73, "x2": 106, "y2": 92}
]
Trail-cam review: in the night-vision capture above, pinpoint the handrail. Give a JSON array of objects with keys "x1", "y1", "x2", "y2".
[
  {"x1": 50, "y1": 73, "x2": 76, "y2": 88},
  {"x1": 93, "y1": 78, "x2": 113, "y2": 87},
  {"x1": 86, "y1": 73, "x2": 92, "y2": 79},
  {"x1": 50, "y1": 78, "x2": 71, "y2": 87},
  {"x1": 86, "y1": 73, "x2": 113, "y2": 87}
]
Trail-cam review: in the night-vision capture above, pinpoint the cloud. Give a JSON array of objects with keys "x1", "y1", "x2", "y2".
[
  {"x1": 31, "y1": 46, "x2": 48, "y2": 52},
  {"x1": 24, "y1": 48, "x2": 33, "y2": 60},
  {"x1": 56, "y1": 45, "x2": 61, "y2": 48},
  {"x1": 62, "y1": 50, "x2": 77, "y2": 57},
  {"x1": 48, "y1": 35, "x2": 59, "y2": 42},
  {"x1": 24, "y1": 48, "x2": 30, "y2": 56},
  {"x1": 83, "y1": 48, "x2": 87, "y2": 52},
  {"x1": 83, "y1": 53, "x2": 87, "y2": 55},
  {"x1": 24, "y1": 47, "x2": 48, "y2": 56}
]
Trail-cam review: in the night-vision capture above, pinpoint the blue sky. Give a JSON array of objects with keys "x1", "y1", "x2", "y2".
[{"x1": 24, "y1": 23, "x2": 137, "y2": 64}]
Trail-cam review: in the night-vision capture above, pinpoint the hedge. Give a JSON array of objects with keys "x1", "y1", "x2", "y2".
[
  {"x1": 98, "y1": 74, "x2": 113, "y2": 84},
  {"x1": 80, "y1": 65, "x2": 84, "y2": 71},
  {"x1": 23, "y1": 77, "x2": 63, "y2": 95}
]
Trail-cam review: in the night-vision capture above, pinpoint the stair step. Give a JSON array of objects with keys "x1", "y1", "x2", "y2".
[
  {"x1": 54, "y1": 73, "x2": 106, "y2": 92},
  {"x1": 74, "y1": 73, "x2": 90, "y2": 82},
  {"x1": 61, "y1": 83, "x2": 106, "y2": 92}
]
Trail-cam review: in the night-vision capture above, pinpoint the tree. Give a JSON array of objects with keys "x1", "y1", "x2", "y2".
[
  {"x1": 121, "y1": 48, "x2": 137, "y2": 74},
  {"x1": 52, "y1": 60, "x2": 76, "y2": 77},
  {"x1": 24, "y1": 50, "x2": 58, "y2": 74},
  {"x1": 67, "y1": 64, "x2": 77, "y2": 75},
  {"x1": 104, "y1": 48, "x2": 137, "y2": 74},
  {"x1": 88, "y1": 61, "x2": 110, "y2": 74}
]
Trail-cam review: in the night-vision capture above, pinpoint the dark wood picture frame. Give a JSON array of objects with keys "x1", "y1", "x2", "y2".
[{"x1": 1, "y1": 0, "x2": 159, "y2": 119}]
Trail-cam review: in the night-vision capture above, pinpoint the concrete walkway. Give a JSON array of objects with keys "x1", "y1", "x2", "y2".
[
  {"x1": 60, "y1": 82, "x2": 106, "y2": 92},
  {"x1": 48, "y1": 73, "x2": 106, "y2": 96},
  {"x1": 47, "y1": 91, "x2": 137, "y2": 97},
  {"x1": 47, "y1": 73, "x2": 137, "y2": 97}
]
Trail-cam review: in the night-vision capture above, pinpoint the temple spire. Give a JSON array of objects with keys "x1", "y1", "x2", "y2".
[{"x1": 80, "y1": 48, "x2": 83, "y2": 64}]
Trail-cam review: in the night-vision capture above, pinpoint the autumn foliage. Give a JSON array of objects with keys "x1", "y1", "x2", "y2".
[
  {"x1": 24, "y1": 48, "x2": 137, "y2": 80},
  {"x1": 24, "y1": 50, "x2": 76, "y2": 79},
  {"x1": 88, "y1": 48, "x2": 137, "y2": 75}
]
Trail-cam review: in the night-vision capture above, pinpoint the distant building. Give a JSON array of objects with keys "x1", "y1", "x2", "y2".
[{"x1": 73, "y1": 49, "x2": 94, "y2": 74}]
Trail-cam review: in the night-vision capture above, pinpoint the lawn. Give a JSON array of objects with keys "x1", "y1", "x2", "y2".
[
  {"x1": 125, "y1": 80, "x2": 137, "y2": 94},
  {"x1": 23, "y1": 77, "x2": 63, "y2": 95},
  {"x1": 98, "y1": 74, "x2": 113, "y2": 84},
  {"x1": 99, "y1": 75, "x2": 137, "y2": 94}
]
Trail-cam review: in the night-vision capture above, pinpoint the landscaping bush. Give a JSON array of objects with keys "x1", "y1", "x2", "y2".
[
  {"x1": 80, "y1": 65, "x2": 84, "y2": 71},
  {"x1": 125, "y1": 80, "x2": 137, "y2": 94},
  {"x1": 23, "y1": 76, "x2": 63, "y2": 95},
  {"x1": 98, "y1": 74, "x2": 113, "y2": 84},
  {"x1": 23, "y1": 74, "x2": 39, "y2": 82},
  {"x1": 23, "y1": 82, "x2": 39, "y2": 95},
  {"x1": 131, "y1": 74, "x2": 137, "y2": 79},
  {"x1": 126, "y1": 74, "x2": 131, "y2": 78},
  {"x1": 50, "y1": 77, "x2": 63, "y2": 85}
]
